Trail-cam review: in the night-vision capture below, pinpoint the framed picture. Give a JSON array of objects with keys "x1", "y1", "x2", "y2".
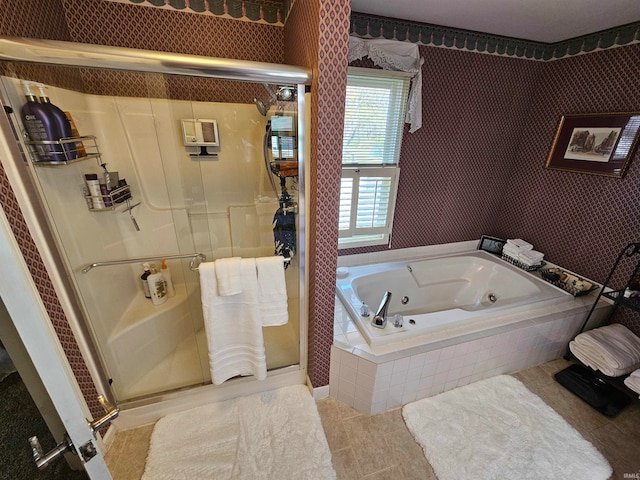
[
  {"x1": 545, "y1": 113, "x2": 640, "y2": 178},
  {"x1": 477, "y1": 235, "x2": 506, "y2": 255}
]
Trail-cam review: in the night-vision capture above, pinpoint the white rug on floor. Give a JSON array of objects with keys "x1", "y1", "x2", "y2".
[
  {"x1": 402, "y1": 375, "x2": 611, "y2": 480},
  {"x1": 141, "y1": 385, "x2": 336, "y2": 480}
]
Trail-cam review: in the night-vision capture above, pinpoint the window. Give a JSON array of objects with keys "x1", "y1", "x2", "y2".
[{"x1": 339, "y1": 67, "x2": 410, "y2": 248}]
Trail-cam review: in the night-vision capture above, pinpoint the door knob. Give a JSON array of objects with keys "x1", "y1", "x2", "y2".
[{"x1": 29, "y1": 434, "x2": 73, "y2": 470}]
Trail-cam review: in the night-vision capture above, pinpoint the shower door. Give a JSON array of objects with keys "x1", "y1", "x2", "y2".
[{"x1": 0, "y1": 59, "x2": 304, "y2": 404}]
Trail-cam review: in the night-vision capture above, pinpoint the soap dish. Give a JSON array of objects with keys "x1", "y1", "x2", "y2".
[{"x1": 539, "y1": 267, "x2": 597, "y2": 297}]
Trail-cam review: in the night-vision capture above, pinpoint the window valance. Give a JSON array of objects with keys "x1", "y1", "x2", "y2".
[{"x1": 348, "y1": 36, "x2": 424, "y2": 133}]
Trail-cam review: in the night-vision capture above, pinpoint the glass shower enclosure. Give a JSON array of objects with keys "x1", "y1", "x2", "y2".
[{"x1": 0, "y1": 38, "x2": 308, "y2": 405}]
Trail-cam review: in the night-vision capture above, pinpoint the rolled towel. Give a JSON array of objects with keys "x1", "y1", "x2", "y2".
[
  {"x1": 623, "y1": 369, "x2": 640, "y2": 396},
  {"x1": 570, "y1": 324, "x2": 640, "y2": 376},
  {"x1": 506, "y1": 238, "x2": 533, "y2": 251}
]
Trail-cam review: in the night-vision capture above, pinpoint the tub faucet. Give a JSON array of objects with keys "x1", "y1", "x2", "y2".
[{"x1": 372, "y1": 291, "x2": 392, "y2": 329}]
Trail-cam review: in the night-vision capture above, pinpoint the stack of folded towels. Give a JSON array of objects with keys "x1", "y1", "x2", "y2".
[
  {"x1": 502, "y1": 238, "x2": 544, "y2": 267},
  {"x1": 569, "y1": 323, "x2": 640, "y2": 377}
]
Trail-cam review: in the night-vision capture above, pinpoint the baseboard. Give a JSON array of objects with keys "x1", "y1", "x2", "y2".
[
  {"x1": 100, "y1": 424, "x2": 117, "y2": 452},
  {"x1": 306, "y1": 375, "x2": 330, "y2": 400}
]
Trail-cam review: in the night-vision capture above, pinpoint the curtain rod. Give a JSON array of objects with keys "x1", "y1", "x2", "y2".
[{"x1": 0, "y1": 36, "x2": 311, "y2": 85}]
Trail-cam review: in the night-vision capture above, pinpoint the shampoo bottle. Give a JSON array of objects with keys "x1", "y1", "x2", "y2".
[
  {"x1": 36, "y1": 84, "x2": 76, "y2": 160},
  {"x1": 160, "y1": 259, "x2": 175, "y2": 297},
  {"x1": 140, "y1": 263, "x2": 151, "y2": 299},
  {"x1": 84, "y1": 174, "x2": 105, "y2": 210},
  {"x1": 64, "y1": 111, "x2": 86, "y2": 157},
  {"x1": 20, "y1": 81, "x2": 65, "y2": 162},
  {"x1": 147, "y1": 264, "x2": 167, "y2": 306}
]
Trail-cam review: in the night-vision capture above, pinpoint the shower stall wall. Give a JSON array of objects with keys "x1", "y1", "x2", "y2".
[{"x1": 0, "y1": 38, "x2": 310, "y2": 416}]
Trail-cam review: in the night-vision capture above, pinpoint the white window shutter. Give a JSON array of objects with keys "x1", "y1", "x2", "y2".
[{"x1": 338, "y1": 167, "x2": 399, "y2": 239}]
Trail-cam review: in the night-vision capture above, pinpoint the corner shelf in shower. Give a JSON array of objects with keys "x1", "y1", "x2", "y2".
[
  {"x1": 26, "y1": 135, "x2": 101, "y2": 166},
  {"x1": 109, "y1": 288, "x2": 189, "y2": 342}
]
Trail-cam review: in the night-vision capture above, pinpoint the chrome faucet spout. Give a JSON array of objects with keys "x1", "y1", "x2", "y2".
[{"x1": 372, "y1": 291, "x2": 392, "y2": 329}]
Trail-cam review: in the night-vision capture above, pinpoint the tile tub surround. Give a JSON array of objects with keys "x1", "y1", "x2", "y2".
[{"x1": 331, "y1": 243, "x2": 611, "y2": 415}]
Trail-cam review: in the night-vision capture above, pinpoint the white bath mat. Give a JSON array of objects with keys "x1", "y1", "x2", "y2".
[
  {"x1": 141, "y1": 385, "x2": 336, "y2": 480},
  {"x1": 402, "y1": 375, "x2": 611, "y2": 480}
]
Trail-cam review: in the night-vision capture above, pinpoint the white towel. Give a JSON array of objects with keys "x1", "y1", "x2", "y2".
[
  {"x1": 214, "y1": 257, "x2": 242, "y2": 296},
  {"x1": 506, "y1": 238, "x2": 533, "y2": 250},
  {"x1": 199, "y1": 259, "x2": 267, "y2": 385},
  {"x1": 624, "y1": 369, "x2": 640, "y2": 396},
  {"x1": 256, "y1": 256, "x2": 289, "y2": 326},
  {"x1": 518, "y1": 250, "x2": 544, "y2": 266},
  {"x1": 569, "y1": 324, "x2": 640, "y2": 377}
]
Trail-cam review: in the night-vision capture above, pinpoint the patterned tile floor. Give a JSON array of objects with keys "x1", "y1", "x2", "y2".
[{"x1": 105, "y1": 358, "x2": 640, "y2": 480}]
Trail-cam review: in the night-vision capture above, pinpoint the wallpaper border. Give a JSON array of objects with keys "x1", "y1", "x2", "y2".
[
  {"x1": 351, "y1": 13, "x2": 640, "y2": 61},
  {"x1": 104, "y1": 0, "x2": 292, "y2": 25}
]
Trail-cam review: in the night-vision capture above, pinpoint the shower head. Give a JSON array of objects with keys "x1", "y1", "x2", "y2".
[
  {"x1": 254, "y1": 84, "x2": 295, "y2": 116},
  {"x1": 253, "y1": 98, "x2": 272, "y2": 116}
]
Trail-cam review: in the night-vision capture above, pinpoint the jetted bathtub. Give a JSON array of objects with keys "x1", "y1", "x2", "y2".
[{"x1": 336, "y1": 251, "x2": 571, "y2": 347}]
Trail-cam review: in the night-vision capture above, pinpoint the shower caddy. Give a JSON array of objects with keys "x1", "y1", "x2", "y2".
[{"x1": 25, "y1": 135, "x2": 138, "y2": 214}]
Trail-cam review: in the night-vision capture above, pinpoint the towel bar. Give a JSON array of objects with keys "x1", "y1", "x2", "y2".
[
  {"x1": 190, "y1": 256, "x2": 291, "y2": 271},
  {"x1": 81, "y1": 252, "x2": 206, "y2": 273}
]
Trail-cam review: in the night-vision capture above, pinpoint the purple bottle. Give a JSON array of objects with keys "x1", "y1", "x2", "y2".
[
  {"x1": 36, "y1": 84, "x2": 76, "y2": 161},
  {"x1": 21, "y1": 81, "x2": 66, "y2": 162}
]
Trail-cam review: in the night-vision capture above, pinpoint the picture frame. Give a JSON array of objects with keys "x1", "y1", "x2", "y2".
[
  {"x1": 545, "y1": 112, "x2": 640, "y2": 178},
  {"x1": 477, "y1": 235, "x2": 506, "y2": 255}
]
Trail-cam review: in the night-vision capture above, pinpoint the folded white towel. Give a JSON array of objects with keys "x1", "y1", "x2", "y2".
[
  {"x1": 502, "y1": 246, "x2": 520, "y2": 256},
  {"x1": 623, "y1": 369, "x2": 640, "y2": 396},
  {"x1": 518, "y1": 250, "x2": 544, "y2": 266},
  {"x1": 256, "y1": 256, "x2": 289, "y2": 326},
  {"x1": 569, "y1": 324, "x2": 640, "y2": 377},
  {"x1": 215, "y1": 257, "x2": 242, "y2": 296},
  {"x1": 506, "y1": 238, "x2": 533, "y2": 250},
  {"x1": 200, "y1": 259, "x2": 267, "y2": 385},
  {"x1": 569, "y1": 342, "x2": 634, "y2": 377}
]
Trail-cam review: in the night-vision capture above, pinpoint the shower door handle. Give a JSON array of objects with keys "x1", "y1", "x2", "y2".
[{"x1": 88, "y1": 394, "x2": 120, "y2": 433}]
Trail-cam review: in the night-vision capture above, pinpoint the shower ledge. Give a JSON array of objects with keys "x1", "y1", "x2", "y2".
[{"x1": 109, "y1": 289, "x2": 190, "y2": 341}]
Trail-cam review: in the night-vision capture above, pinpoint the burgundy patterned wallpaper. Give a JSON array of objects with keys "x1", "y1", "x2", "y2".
[
  {"x1": 284, "y1": 0, "x2": 350, "y2": 387},
  {"x1": 343, "y1": 51, "x2": 540, "y2": 256},
  {"x1": 60, "y1": 0, "x2": 284, "y2": 62},
  {"x1": 0, "y1": 0, "x2": 71, "y2": 40},
  {"x1": 495, "y1": 44, "x2": 640, "y2": 334},
  {"x1": 308, "y1": 0, "x2": 350, "y2": 387}
]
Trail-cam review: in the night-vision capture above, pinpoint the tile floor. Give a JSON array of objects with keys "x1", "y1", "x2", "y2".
[{"x1": 105, "y1": 358, "x2": 640, "y2": 480}]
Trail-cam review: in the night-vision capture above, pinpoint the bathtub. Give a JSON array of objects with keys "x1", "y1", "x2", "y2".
[{"x1": 336, "y1": 251, "x2": 570, "y2": 347}]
